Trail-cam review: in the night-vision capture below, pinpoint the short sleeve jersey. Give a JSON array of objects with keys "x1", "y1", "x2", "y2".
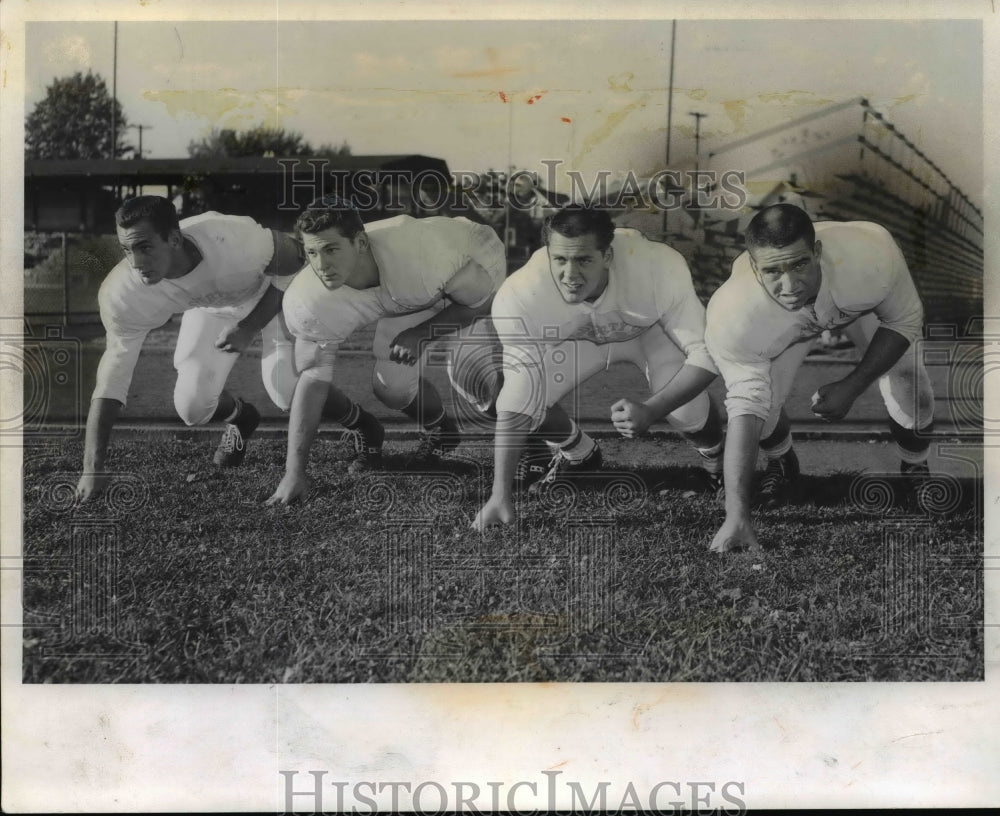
[
  {"x1": 93, "y1": 212, "x2": 275, "y2": 404},
  {"x1": 492, "y1": 227, "x2": 716, "y2": 369},
  {"x1": 705, "y1": 220, "x2": 924, "y2": 421},
  {"x1": 283, "y1": 215, "x2": 506, "y2": 345}
]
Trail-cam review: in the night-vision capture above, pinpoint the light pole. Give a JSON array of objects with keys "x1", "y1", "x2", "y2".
[
  {"x1": 111, "y1": 21, "x2": 118, "y2": 159},
  {"x1": 661, "y1": 19, "x2": 677, "y2": 240}
]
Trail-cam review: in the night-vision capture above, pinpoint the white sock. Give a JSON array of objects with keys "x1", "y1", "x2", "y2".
[
  {"x1": 761, "y1": 432, "x2": 793, "y2": 459},
  {"x1": 698, "y1": 444, "x2": 724, "y2": 474},
  {"x1": 897, "y1": 444, "x2": 929, "y2": 465},
  {"x1": 222, "y1": 398, "x2": 242, "y2": 424}
]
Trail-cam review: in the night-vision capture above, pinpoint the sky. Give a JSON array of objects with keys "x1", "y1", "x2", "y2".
[{"x1": 20, "y1": 18, "x2": 984, "y2": 202}]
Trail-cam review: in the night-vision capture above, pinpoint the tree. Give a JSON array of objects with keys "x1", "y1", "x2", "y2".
[
  {"x1": 314, "y1": 140, "x2": 353, "y2": 159},
  {"x1": 187, "y1": 125, "x2": 351, "y2": 159},
  {"x1": 26, "y1": 71, "x2": 131, "y2": 160}
]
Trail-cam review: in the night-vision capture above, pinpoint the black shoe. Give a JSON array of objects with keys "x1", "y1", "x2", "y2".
[
  {"x1": 510, "y1": 434, "x2": 551, "y2": 491},
  {"x1": 756, "y1": 448, "x2": 800, "y2": 509},
  {"x1": 343, "y1": 418, "x2": 385, "y2": 474},
  {"x1": 900, "y1": 460, "x2": 931, "y2": 478},
  {"x1": 213, "y1": 400, "x2": 260, "y2": 467},
  {"x1": 900, "y1": 459, "x2": 931, "y2": 509},
  {"x1": 408, "y1": 417, "x2": 460, "y2": 466},
  {"x1": 701, "y1": 468, "x2": 725, "y2": 498},
  {"x1": 529, "y1": 442, "x2": 604, "y2": 494}
]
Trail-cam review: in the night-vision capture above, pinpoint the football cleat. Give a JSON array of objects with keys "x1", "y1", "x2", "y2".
[
  {"x1": 343, "y1": 420, "x2": 385, "y2": 475},
  {"x1": 900, "y1": 459, "x2": 931, "y2": 509},
  {"x1": 701, "y1": 468, "x2": 725, "y2": 498},
  {"x1": 407, "y1": 419, "x2": 460, "y2": 466},
  {"x1": 755, "y1": 448, "x2": 800, "y2": 509},
  {"x1": 513, "y1": 437, "x2": 554, "y2": 491},
  {"x1": 528, "y1": 442, "x2": 604, "y2": 494},
  {"x1": 900, "y1": 460, "x2": 931, "y2": 478},
  {"x1": 213, "y1": 400, "x2": 260, "y2": 467}
]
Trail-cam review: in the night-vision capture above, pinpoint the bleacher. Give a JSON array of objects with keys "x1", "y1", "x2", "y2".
[{"x1": 681, "y1": 99, "x2": 983, "y2": 324}]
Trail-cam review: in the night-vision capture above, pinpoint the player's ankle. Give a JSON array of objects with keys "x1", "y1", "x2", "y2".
[{"x1": 554, "y1": 422, "x2": 595, "y2": 462}]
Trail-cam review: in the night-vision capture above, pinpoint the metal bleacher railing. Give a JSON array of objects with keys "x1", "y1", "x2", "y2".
[{"x1": 693, "y1": 98, "x2": 983, "y2": 323}]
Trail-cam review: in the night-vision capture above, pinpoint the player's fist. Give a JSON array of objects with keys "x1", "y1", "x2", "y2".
[
  {"x1": 610, "y1": 398, "x2": 653, "y2": 438},
  {"x1": 265, "y1": 471, "x2": 309, "y2": 505},
  {"x1": 389, "y1": 326, "x2": 427, "y2": 366},
  {"x1": 709, "y1": 514, "x2": 761, "y2": 554},
  {"x1": 811, "y1": 378, "x2": 860, "y2": 422},
  {"x1": 75, "y1": 471, "x2": 110, "y2": 502},
  {"x1": 472, "y1": 494, "x2": 515, "y2": 530},
  {"x1": 216, "y1": 324, "x2": 255, "y2": 354}
]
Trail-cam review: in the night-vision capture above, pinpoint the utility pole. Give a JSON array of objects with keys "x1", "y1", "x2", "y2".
[
  {"x1": 689, "y1": 111, "x2": 707, "y2": 227},
  {"x1": 689, "y1": 111, "x2": 707, "y2": 171},
  {"x1": 128, "y1": 123, "x2": 153, "y2": 159}
]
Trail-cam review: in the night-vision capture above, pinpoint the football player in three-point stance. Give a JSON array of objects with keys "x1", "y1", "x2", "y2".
[
  {"x1": 266, "y1": 196, "x2": 506, "y2": 505},
  {"x1": 705, "y1": 203, "x2": 935, "y2": 553},
  {"x1": 75, "y1": 195, "x2": 303, "y2": 501},
  {"x1": 473, "y1": 206, "x2": 726, "y2": 531}
]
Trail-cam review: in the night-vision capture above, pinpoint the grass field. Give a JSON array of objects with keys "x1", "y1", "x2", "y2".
[{"x1": 21, "y1": 434, "x2": 983, "y2": 683}]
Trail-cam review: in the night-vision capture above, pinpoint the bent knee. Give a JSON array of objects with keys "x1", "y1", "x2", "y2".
[
  {"x1": 372, "y1": 366, "x2": 418, "y2": 410},
  {"x1": 174, "y1": 392, "x2": 218, "y2": 426},
  {"x1": 665, "y1": 391, "x2": 711, "y2": 433},
  {"x1": 262, "y1": 365, "x2": 297, "y2": 412}
]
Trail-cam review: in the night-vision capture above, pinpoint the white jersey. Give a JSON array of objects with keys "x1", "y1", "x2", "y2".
[
  {"x1": 93, "y1": 212, "x2": 276, "y2": 404},
  {"x1": 492, "y1": 227, "x2": 717, "y2": 370},
  {"x1": 283, "y1": 215, "x2": 506, "y2": 345},
  {"x1": 705, "y1": 220, "x2": 924, "y2": 421}
]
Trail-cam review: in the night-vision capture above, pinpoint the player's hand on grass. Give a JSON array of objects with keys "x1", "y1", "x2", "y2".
[
  {"x1": 216, "y1": 323, "x2": 256, "y2": 354},
  {"x1": 710, "y1": 515, "x2": 760, "y2": 553},
  {"x1": 75, "y1": 471, "x2": 110, "y2": 502},
  {"x1": 389, "y1": 327, "x2": 425, "y2": 366},
  {"x1": 611, "y1": 398, "x2": 653, "y2": 438},
  {"x1": 472, "y1": 495, "x2": 515, "y2": 530},
  {"x1": 265, "y1": 471, "x2": 309, "y2": 505},
  {"x1": 811, "y1": 378, "x2": 860, "y2": 421}
]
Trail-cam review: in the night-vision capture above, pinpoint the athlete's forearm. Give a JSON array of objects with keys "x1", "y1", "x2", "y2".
[
  {"x1": 723, "y1": 413, "x2": 764, "y2": 519},
  {"x1": 82, "y1": 398, "x2": 122, "y2": 471},
  {"x1": 239, "y1": 285, "x2": 284, "y2": 334},
  {"x1": 842, "y1": 326, "x2": 911, "y2": 395},
  {"x1": 491, "y1": 410, "x2": 534, "y2": 500},
  {"x1": 642, "y1": 363, "x2": 717, "y2": 421},
  {"x1": 413, "y1": 298, "x2": 493, "y2": 339},
  {"x1": 284, "y1": 375, "x2": 329, "y2": 475}
]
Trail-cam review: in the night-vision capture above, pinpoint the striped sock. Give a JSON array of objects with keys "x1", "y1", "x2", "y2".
[
  {"x1": 697, "y1": 440, "x2": 724, "y2": 474},
  {"x1": 761, "y1": 431, "x2": 793, "y2": 459},
  {"x1": 222, "y1": 397, "x2": 243, "y2": 424},
  {"x1": 553, "y1": 422, "x2": 597, "y2": 463},
  {"x1": 337, "y1": 403, "x2": 361, "y2": 428}
]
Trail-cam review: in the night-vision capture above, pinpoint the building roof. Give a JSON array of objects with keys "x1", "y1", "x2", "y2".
[{"x1": 25, "y1": 154, "x2": 450, "y2": 185}]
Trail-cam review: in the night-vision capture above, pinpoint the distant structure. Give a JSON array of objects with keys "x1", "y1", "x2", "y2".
[
  {"x1": 23, "y1": 154, "x2": 454, "y2": 321},
  {"x1": 24, "y1": 154, "x2": 453, "y2": 233},
  {"x1": 691, "y1": 98, "x2": 983, "y2": 324}
]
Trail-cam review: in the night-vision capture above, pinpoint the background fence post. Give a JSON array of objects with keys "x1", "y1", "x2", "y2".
[{"x1": 61, "y1": 231, "x2": 69, "y2": 326}]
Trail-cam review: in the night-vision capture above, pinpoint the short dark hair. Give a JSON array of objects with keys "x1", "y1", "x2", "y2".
[
  {"x1": 295, "y1": 194, "x2": 366, "y2": 241},
  {"x1": 542, "y1": 206, "x2": 616, "y2": 252},
  {"x1": 745, "y1": 203, "x2": 816, "y2": 252},
  {"x1": 115, "y1": 195, "x2": 180, "y2": 240}
]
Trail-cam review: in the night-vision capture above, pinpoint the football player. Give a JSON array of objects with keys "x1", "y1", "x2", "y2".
[
  {"x1": 266, "y1": 195, "x2": 505, "y2": 505},
  {"x1": 705, "y1": 203, "x2": 935, "y2": 553},
  {"x1": 472, "y1": 205, "x2": 725, "y2": 530},
  {"x1": 75, "y1": 195, "x2": 303, "y2": 501}
]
